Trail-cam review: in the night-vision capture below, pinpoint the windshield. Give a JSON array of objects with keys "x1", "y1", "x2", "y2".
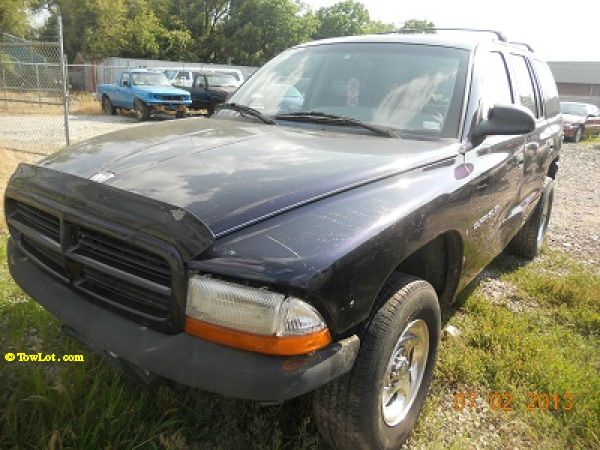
[
  {"x1": 225, "y1": 43, "x2": 469, "y2": 137},
  {"x1": 560, "y1": 103, "x2": 588, "y2": 116},
  {"x1": 131, "y1": 73, "x2": 172, "y2": 86},
  {"x1": 207, "y1": 74, "x2": 238, "y2": 86}
]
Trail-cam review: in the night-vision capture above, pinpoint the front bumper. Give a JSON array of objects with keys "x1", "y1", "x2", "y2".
[
  {"x1": 146, "y1": 100, "x2": 192, "y2": 111},
  {"x1": 7, "y1": 238, "x2": 359, "y2": 402}
]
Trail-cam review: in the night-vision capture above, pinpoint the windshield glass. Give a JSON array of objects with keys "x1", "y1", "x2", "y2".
[
  {"x1": 226, "y1": 43, "x2": 469, "y2": 137},
  {"x1": 207, "y1": 74, "x2": 238, "y2": 86},
  {"x1": 131, "y1": 73, "x2": 172, "y2": 86},
  {"x1": 560, "y1": 103, "x2": 588, "y2": 116}
]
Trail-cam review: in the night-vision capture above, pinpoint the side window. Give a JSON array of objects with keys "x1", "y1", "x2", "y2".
[
  {"x1": 532, "y1": 60, "x2": 559, "y2": 118},
  {"x1": 178, "y1": 71, "x2": 190, "y2": 80},
  {"x1": 508, "y1": 54, "x2": 538, "y2": 117},
  {"x1": 481, "y1": 52, "x2": 513, "y2": 107}
]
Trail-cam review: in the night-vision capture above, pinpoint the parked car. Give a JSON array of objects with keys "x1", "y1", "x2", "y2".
[
  {"x1": 165, "y1": 68, "x2": 245, "y2": 89},
  {"x1": 97, "y1": 69, "x2": 192, "y2": 121},
  {"x1": 6, "y1": 31, "x2": 561, "y2": 449},
  {"x1": 184, "y1": 73, "x2": 239, "y2": 115},
  {"x1": 560, "y1": 101, "x2": 600, "y2": 142},
  {"x1": 164, "y1": 69, "x2": 199, "y2": 88},
  {"x1": 205, "y1": 68, "x2": 245, "y2": 87}
]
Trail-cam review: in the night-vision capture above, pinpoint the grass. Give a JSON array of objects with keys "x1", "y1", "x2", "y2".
[
  {"x1": 1, "y1": 233, "x2": 599, "y2": 448},
  {"x1": 583, "y1": 135, "x2": 600, "y2": 144}
]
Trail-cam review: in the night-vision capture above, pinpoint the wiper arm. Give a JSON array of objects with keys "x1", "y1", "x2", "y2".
[
  {"x1": 216, "y1": 102, "x2": 275, "y2": 125},
  {"x1": 275, "y1": 111, "x2": 399, "y2": 138}
]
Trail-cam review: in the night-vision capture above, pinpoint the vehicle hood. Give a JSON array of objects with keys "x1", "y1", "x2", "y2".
[
  {"x1": 562, "y1": 113, "x2": 585, "y2": 125},
  {"x1": 134, "y1": 85, "x2": 190, "y2": 96},
  {"x1": 38, "y1": 119, "x2": 459, "y2": 237}
]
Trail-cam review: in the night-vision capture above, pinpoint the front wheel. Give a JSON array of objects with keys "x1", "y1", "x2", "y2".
[
  {"x1": 134, "y1": 98, "x2": 151, "y2": 121},
  {"x1": 176, "y1": 108, "x2": 187, "y2": 119},
  {"x1": 508, "y1": 176, "x2": 554, "y2": 258},
  {"x1": 313, "y1": 273, "x2": 440, "y2": 450}
]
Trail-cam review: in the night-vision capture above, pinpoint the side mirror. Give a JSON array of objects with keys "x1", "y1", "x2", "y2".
[
  {"x1": 471, "y1": 104, "x2": 535, "y2": 140},
  {"x1": 122, "y1": 80, "x2": 129, "y2": 87}
]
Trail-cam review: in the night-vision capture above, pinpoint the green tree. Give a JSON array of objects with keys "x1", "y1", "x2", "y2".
[
  {"x1": 313, "y1": 0, "x2": 370, "y2": 39},
  {"x1": 29, "y1": 0, "x2": 432, "y2": 66},
  {"x1": 399, "y1": 19, "x2": 435, "y2": 34},
  {"x1": 222, "y1": 0, "x2": 315, "y2": 65},
  {"x1": 0, "y1": 0, "x2": 31, "y2": 37},
  {"x1": 82, "y1": 0, "x2": 126, "y2": 60}
]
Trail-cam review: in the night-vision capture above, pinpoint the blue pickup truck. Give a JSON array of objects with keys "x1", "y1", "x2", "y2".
[{"x1": 97, "y1": 69, "x2": 192, "y2": 121}]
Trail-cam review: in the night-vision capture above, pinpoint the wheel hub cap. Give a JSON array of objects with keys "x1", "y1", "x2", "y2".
[{"x1": 381, "y1": 319, "x2": 429, "y2": 426}]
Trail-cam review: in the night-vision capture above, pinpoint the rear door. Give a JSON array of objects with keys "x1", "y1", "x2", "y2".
[{"x1": 506, "y1": 53, "x2": 550, "y2": 221}]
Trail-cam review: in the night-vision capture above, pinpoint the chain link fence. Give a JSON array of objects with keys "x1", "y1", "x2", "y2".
[{"x1": 0, "y1": 17, "x2": 70, "y2": 153}]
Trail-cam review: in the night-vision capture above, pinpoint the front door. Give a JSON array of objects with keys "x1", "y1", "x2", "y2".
[{"x1": 461, "y1": 50, "x2": 525, "y2": 281}]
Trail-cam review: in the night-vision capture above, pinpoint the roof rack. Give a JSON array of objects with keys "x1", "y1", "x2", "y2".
[
  {"x1": 508, "y1": 41, "x2": 534, "y2": 52},
  {"x1": 388, "y1": 28, "x2": 507, "y2": 42}
]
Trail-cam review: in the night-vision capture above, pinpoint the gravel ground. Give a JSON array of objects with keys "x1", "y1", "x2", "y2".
[
  {"x1": 0, "y1": 114, "x2": 142, "y2": 152},
  {"x1": 546, "y1": 140, "x2": 600, "y2": 270}
]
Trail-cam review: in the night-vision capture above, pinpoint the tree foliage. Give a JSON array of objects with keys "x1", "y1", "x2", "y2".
[
  {"x1": 399, "y1": 19, "x2": 435, "y2": 34},
  {"x1": 1, "y1": 0, "x2": 33, "y2": 37},
  {"x1": 7, "y1": 1, "x2": 434, "y2": 65}
]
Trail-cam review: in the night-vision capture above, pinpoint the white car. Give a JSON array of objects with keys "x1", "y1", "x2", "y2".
[{"x1": 164, "y1": 68, "x2": 244, "y2": 89}]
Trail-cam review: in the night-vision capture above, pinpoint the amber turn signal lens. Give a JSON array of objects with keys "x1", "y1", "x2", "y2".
[{"x1": 185, "y1": 316, "x2": 332, "y2": 356}]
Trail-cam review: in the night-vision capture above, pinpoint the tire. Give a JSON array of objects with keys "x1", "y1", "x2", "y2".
[
  {"x1": 207, "y1": 103, "x2": 216, "y2": 116},
  {"x1": 102, "y1": 96, "x2": 116, "y2": 115},
  {"x1": 313, "y1": 273, "x2": 441, "y2": 450},
  {"x1": 134, "y1": 98, "x2": 151, "y2": 121},
  {"x1": 508, "y1": 176, "x2": 554, "y2": 259},
  {"x1": 176, "y1": 108, "x2": 187, "y2": 119},
  {"x1": 574, "y1": 126, "x2": 583, "y2": 143}
]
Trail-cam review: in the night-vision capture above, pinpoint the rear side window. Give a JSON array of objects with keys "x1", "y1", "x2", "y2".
[
  {"x1": 481, "y1": 52, "x2": 513, "y2": 106},
  {"x1": 508, "y1": 54, "x2": 538, "y2": 117},
  {"x1": 532, "y1": 60, "x2": 560, "y2": 117}
]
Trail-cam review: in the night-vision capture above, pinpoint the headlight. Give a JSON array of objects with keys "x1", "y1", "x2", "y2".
[{"x1": 185, "y1": 276, "x2": 331, "y2": 355}]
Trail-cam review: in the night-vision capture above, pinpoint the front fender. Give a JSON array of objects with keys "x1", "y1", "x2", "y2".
[{"x1": 189, "y1": 156, "x2": 473, "y2": 334}]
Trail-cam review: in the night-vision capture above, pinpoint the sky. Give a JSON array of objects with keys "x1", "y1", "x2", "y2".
[{"x1": 305, "y1": 0, "x2": 599, "y2": 62}]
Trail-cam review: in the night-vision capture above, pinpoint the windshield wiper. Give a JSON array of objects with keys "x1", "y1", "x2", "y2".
[
  {"x1": 275, "y1": 111, "x2": 399, "y2": 138},
  {"x1": 216, "y1": 102, "x2": 275, "y2": 125}
]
